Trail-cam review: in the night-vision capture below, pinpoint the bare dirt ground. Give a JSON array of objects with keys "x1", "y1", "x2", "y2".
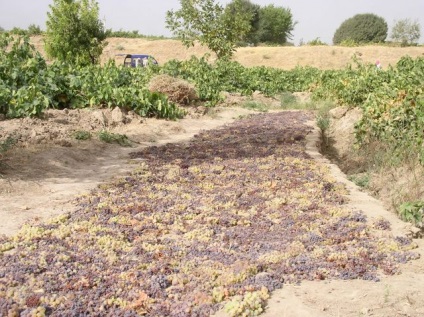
[
  {"x1": 1, "y1": 101, "x2": 424, "y2": 316},
  {"x1": 29, "y1": 36, "x2": 424, "y2": 70}
]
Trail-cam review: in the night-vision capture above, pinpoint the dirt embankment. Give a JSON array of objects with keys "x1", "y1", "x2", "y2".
[{"x1": 29, "y1": 36, "x2": 424, "y2": 70}]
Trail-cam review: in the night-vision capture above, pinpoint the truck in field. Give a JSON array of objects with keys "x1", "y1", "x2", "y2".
[{"x1": 115, "y1": 54, "x2": 158, "y2": 67}]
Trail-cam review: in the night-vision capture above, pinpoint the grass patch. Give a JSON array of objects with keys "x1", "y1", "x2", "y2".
[
  {"x1": 348, "y1": 173, "x2": 370, "y2": 188},
  {"x1": 98, "y1": 130, "x2": 132, "y2": 147},
  {"x1": 315, "y1": 102, "x2": 334, "y2": 137},
  {"x1": 0, "y1": 136, "x2": 17, "y2": 175},
  {"x1": 279, "y1": 92, "x2": 297, "y2": 108},
  {"x1": 73, "y1": 130, "x2": 92, "y2": 141},
  {"x1": 241, "y1": 100, "x2": 269, "y2": 112}
]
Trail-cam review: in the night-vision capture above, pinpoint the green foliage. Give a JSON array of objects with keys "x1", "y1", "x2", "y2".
[
  {"x1": 73, "y1": 130, "x2": 91, "y2": 140},
  {"x1": 166, "y1": 0, "x2": 252, "y2": 59},
  {"x1": 45, "y1": 0, "x2": 107, "y2": 66},
  {"x1": 9, "y1": 27, "x2": 27, "y2": 36},
  {"x1": 0, "y1": 33, "x2": 184, "y2": 120},
  {"x1": 307, "y1": 37, "x2": 327, "y2": 46},
  {"x1": 0, "y1": 136, "x2": 17, "y2": 155},
  {"x1": 348, "y1": 173, "x2": 370, "y2": 188},
  {"x1": 27, "y1": 24, "x2": 43, "y2": 36},
  {"x1": 333, "y1": 13, "x2": 388, "y2": 45},
  {"x1": 391, "y1": 18, "x2": 421, "y2": 46},
  {"x1": 0, "y1": 33, "x2": 50, "y2": 117},
  {"x1": 241, "y1": 100, "x2": 268, "y2": 112},
  {"x1": 105, "y1": 29, "x2": 167, "y2": 40},
  {"x1": 0, "y1": 135, "x2": 17, "y2": 172},
  {"x1": 398, "y1": 201, "x2": 424, "y2": 228},
  {"x1": 339, "y1": 39, "x2": 359, "y2": 47},
  {"x1": 257, "y1": 4, "x2": 296, "y2": 45},
  {"x1": 98, "y1": 130, "x2": 132, "y2": 146},
  {"x1": 280, "y1": 92, "x2": 297, "y2": 106},
  {"x1": 224, "y1": 0, "x2": 261, "y2": 46},
  {"x1": 162, "y1": 56, "x2": 320, "y2": 106},
  {"x1": 310, "y1": 54, "x2": 424, "y2": 165}
]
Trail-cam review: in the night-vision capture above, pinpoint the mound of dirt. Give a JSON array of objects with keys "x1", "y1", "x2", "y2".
[{"x1": 0, "y1": 108, "x2": 144, "y2": 148}]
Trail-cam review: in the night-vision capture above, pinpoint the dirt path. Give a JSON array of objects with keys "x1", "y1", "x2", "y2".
[{"x1": 1, "y1": 107, "x2": 423, "y2": 317}]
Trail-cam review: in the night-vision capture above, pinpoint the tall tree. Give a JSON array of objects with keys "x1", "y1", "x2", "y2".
[
  {"x1": 391, "y1": 19, "x2": 421, "y2": 46},
  {"x1": 225, "y1": 0, "x2": 261, "y2": 46},
  {"x1": 166, "y1": 0, "x2": 252, "y2": 59},
  {"x1": 44, "y1": 0, "x2": 107, "y2": 66},
  {"x1": 333, "y1": 13, "x2": 388, "y2": 45},
  {"x1": 257, "y1": 5, "x2": 296, "y2": 45}
]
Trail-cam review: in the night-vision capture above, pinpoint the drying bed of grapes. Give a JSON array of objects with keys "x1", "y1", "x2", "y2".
[{"x1": 0, "y1": 111, "x2": 419, "y2": 317}]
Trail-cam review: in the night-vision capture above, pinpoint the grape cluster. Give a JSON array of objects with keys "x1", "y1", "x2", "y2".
[{"x1": 0, "y1": 111, "x2": 419, "y2": 316}]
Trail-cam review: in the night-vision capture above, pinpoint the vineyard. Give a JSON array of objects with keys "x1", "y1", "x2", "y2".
[
  {"x1": 2, "y1": 34, "x2": 423, "y2": 157},
  {"x1": 1, "y1": 34, "x2": 424, "y2": 316}
]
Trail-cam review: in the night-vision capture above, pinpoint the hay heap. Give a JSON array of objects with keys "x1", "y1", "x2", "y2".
[{"x1": 148, "y1": 74, "x2": 198, "y2": 105}]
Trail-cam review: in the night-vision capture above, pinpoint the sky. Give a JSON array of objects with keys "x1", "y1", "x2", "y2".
[{"x1": 1, "y1": 0, "x2": 423, "y2": 45}]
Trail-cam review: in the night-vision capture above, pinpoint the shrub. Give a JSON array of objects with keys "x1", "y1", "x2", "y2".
[
  {"x1": 333, "y1": 13, "x2": 388, "y2": 45},
  {"x1": 307, "y1": 37, "x2": 327, "y2": 46},
  {"x1": 98, "y1": 130, "x2": 132, "y2": 147}
]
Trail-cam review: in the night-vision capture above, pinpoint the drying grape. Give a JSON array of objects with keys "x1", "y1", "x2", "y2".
[{"x1": 0, "y1": 111, "x2": 418, "y2": 316}]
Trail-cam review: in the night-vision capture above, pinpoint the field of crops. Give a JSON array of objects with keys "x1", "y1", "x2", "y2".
[
  {"x1": 1, "y1": 34, "x2": 424, "y2": 316},
  {"x1": 2, "y1": 34, "x2": 423, "y2": 158}
]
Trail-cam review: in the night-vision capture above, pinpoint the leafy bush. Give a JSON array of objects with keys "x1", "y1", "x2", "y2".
[
  {"x1": 0, "y1": 33, "x2": 50, "y2": 117},
  {"x1": 0, "y1": 34, "x2": 185, "y2": 120},
  {"x1": 307, "y1": 37, "x2": 327, "y2": 46},
  {"x1": 398, "y1": 201, "x2": 424, "y2": 228},
  {"x1": 105, "y1": 29, "x2": 167, "y2": 39},
  {"x1": 333, "y1": 13, "x2": 388, "y2": 45}
]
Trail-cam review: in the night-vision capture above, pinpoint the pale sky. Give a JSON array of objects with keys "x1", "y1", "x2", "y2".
[{"x1": 1, "y1": 0, "x2": 423, "y2": 45}]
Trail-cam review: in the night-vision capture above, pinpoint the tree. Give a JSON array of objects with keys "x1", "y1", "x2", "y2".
[
  {"x1": 166, "y1": 0, "x2": 252, "y2": 59},
  {"x1": 333, "y1": 13, "x2": 388, "y2": 45},
  {"x1": 225, "y1": 0, "x2": 261, "y2": 46},
  {"x1": 10, "y1": 27, "x2": 27, "y2": 36},
  {"x1": 44, "y1": 0, "x2": 107, "y2": 66},
  {"x1": 27, "y1": 24, "x2": 43, "y2": 36},
  {"x1": 257, "y1": 5, "x2": 296, "y2": 45},
  {"x1": 391, "y1": 19, "x2": 421, "y2": 46}
]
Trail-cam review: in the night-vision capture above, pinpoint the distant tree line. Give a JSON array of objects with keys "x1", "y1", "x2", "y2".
[
  {"x1": 1, "y1": 0, "x2": 421, "y2": 67},
  {"x1": 104, "y1": 29, "x2": 168, "y2": 40},
  {"x1": 0, "y1": 24, "x2": 43, "y2": 36}
]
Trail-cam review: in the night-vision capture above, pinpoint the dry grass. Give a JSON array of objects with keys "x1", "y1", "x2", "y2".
[
  {"x1": 29, "y1": 36, "x2": 424, "y2": 70},
  {"x1": 148, "y1": 74, "x2": 198, "y2": 105}
]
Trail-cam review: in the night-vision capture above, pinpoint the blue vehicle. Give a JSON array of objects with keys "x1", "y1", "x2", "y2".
[{"x1": 116, "y1": 54, "x2": 158, "y2": 67}]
